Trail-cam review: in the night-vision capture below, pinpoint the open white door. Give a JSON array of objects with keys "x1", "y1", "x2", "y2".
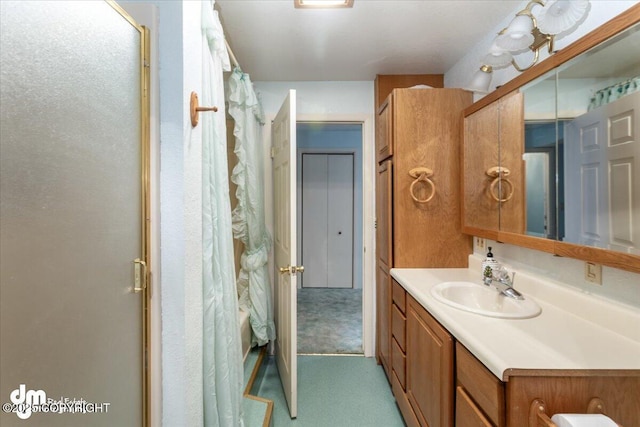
[{"x1": 272, "y1": 90, "x2": 300, "y2": 418}]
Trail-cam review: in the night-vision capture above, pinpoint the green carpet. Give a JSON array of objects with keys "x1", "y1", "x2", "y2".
[{"x1": 251, "y1": 355, "x2": 404, "y2": 426}]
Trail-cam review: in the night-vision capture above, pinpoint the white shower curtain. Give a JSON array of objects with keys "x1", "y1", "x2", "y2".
[
  {"x1": 201, "y1": 1, "x2": 244, "y2": 426},
  {"x1": 228, "y1": 68, "x2": 276, "y2": 346}
]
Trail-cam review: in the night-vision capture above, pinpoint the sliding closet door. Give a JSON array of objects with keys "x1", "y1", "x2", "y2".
[
  {"x1": 0, "y1": 2, "x2": 148, "y2": 426},
  {"x1": 301, "y1": 153, "x2": 354, "y2": 288}
]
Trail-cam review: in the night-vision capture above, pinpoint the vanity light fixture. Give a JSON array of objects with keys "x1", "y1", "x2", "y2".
[
  {"x1": 466, "y1": 0, "x2": 590, "y2": 93},
  {"x1": 294, "y1": 0, "x2": 354, "y2": 9},
  {"x1": 466, "y1": 65, "x2": 494, "y2": 94}
]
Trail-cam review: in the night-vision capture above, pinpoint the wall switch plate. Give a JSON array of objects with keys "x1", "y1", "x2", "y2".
[
  {"x1": 585, "y1": 262, "x2": 602, "y2": 285},
  {"x1": 475, "y1": 237, "x2": 485, "y2": 251}
]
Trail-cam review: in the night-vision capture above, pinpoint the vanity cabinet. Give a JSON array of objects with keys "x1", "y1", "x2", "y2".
[
  {"x1": 391, "y1": 278, "x2": 640, "y2": 427},
  {"x1": 391, "y1": 281, "x2": 453, "y2": 427},
  {"x1": 375, "y1": 88, "x2": 473, "y2": 378}
]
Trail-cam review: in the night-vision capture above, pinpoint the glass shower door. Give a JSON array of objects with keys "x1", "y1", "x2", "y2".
[{"x1": 0, "y1": 2, "x2": 148, "y2": 426}]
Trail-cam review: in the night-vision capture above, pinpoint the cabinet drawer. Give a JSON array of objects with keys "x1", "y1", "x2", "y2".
[
  {"x1": 392, "y1": 303, "x2": 406, "y2": 351},
  {"x1": 456, "y1": 386, "x2": 493, "y2": 427},
  {"x1": 392, "y1": 279, "x2": 406, "y2": 313},
  {"x1": 456, "y1": 343, "x2": 505, "y2": 426},
  {"x1": 391, "y1": 338, "x2": 406, "y2": 390}
]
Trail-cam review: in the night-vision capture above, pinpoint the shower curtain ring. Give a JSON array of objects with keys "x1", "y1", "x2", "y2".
[{"x1": 190, "y1": 91, "x2": 218, "y2": 127}]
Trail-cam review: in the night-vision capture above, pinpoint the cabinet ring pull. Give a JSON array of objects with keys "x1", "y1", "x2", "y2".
[
  {"x1": 486, "y1": 166, "x2": 514, "y2": 202},
  {"x1": 409, "y1": 167, "x2": 435, "y2": 203}
]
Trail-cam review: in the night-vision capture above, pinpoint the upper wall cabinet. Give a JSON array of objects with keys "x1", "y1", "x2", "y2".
[
  {"x1": 462, "y1": 5, "x2": 640, "y2": 273},
  {"x1": 463, "y1": 91, "x2": 525, "y2": 236}
]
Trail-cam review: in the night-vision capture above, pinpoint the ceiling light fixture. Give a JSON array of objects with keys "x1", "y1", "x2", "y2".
[
  {"x1": 294, "y1": 0, "x2": 354, "y2": 9},
  {"x1": 466, "y1": 0, "x2": 590, "y2": 93}
]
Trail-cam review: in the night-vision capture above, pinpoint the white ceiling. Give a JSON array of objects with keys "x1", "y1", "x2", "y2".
[{"x1": 215, "y1": 0, "x2": 522, "y2": 82}]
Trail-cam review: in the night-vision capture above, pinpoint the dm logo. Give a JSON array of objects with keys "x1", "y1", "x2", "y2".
[{"x1": 10, "y1": 384, "x2": 46, "y2": 420}]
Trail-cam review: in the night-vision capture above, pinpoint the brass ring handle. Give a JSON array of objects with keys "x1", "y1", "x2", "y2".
[
  {"x1": 486, "y1": 166, "x2": 514, "y2": 202},
  {"x1": 486, "y1": 166, "x2": 511, "y2": 177},
  {"x1": 409, "y1": 167, "x2": 435, "y2": 204},
  {"x1": 489, "y1": 176, "x2": 514, "y2": 202}
]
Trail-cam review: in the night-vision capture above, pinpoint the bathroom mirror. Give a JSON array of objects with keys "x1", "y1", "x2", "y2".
[{"x1": 463, "y1": 6, "x2": 640, "y2": 273}]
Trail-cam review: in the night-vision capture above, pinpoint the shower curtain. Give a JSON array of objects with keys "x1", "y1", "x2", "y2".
[
  {"x1": 228, "y1": 68, "x2": 276, "y2": 347},
  {"x1": 201, "y1": 1, "x2": 244, "y2": 426}
]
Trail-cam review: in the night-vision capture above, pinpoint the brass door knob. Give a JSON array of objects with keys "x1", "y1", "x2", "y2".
[
  {"x1": 279, "y1": 266, "x2": 291, "y2": 274},
  {"x1": 278, "y1": 265, "x2": 305, "y2": 275}
]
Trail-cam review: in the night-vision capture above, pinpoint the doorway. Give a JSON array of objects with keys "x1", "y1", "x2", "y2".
[{"x1": 296, "y1": 122, "x2": 363, "y2": 354}]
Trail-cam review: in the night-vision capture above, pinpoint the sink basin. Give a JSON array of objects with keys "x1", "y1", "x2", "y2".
[{"x1": 430, "y1": 281, "x2": 541, "y2": 319}]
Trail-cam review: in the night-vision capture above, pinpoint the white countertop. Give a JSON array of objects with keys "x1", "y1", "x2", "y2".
[{"x1": 390, "y1": 257, "x2": 640, "y2": 381}]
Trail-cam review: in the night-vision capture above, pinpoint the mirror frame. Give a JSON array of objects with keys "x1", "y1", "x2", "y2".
[{"x1": 462, "y1": 4, "x2": 640, "y2": 274}]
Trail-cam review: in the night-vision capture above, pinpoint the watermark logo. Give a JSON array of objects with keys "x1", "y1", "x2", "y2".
[
  {"x1": 8, "y1": 384, "x2": 46, "y2": 420},
  {"x1": 2, "y1": 384, "x2": 110, "y2": 420}
]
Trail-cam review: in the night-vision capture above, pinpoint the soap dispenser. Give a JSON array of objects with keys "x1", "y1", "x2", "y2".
[{"x1": 482, "y1": 247, "x2": 500, "y2": 279}]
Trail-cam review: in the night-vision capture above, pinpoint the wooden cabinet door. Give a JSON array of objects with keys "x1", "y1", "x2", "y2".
[
  {"x1": 463, "y1": 91, "x2": 525, "y2": 235},
  {"x1": 463, "y1": 98, "x2": 500, "y2": 232},
  {"x1": 377, "y1": 160, "x2": 393, "y2": 267},
  {"x1": 406, "y1": 295, "x2": 454, "y2": 427},
  {"x1": 376, "y1": 263, "x2": 391, "y2": 375},
  {"x1": 392, "y1": 89, "x2": 472, "y2": 267},
  {"x1": 498, "y1": 91, "x2": 526, "y2": 234},
  {"x1": 376, "y1": 159, "x2": 393, "y2": 376},
  {"x1": 376, "y1": 96, "x2": 393, "y2": 162}
]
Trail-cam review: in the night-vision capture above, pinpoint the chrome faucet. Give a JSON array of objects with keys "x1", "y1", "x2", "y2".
[{"x1": 483, "y1": 269, "x2": 524, "y2": 300}]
